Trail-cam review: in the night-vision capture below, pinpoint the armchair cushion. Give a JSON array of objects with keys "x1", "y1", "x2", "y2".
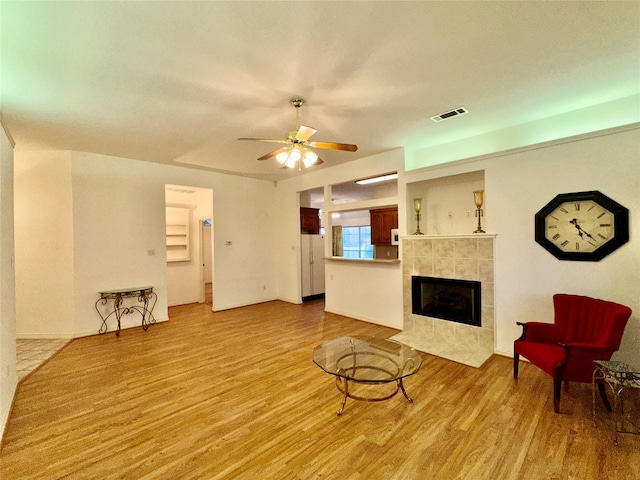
[{"x1": 514, "y1": 341, "x2": 566, "y2": 377}]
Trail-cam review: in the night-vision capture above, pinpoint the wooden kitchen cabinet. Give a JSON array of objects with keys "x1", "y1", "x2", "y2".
[
  {"x1": 370, "y1": 207, "x2": 398, "y2": 245},
  {"x1": 300, "y1": 207, "x2": 320, "y2": 234}
]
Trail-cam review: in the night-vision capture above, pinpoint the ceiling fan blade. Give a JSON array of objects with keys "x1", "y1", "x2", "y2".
[
  {"x1": 295, "y1": 125, "x2": 317, "y2": 142},
  {"x1": 238, "y1": 137, "x2": 288, "y2": 144},
  {"x1": 312, "y1": 156, "x2": 324, "y2": 166},
  {"x1": 257, "y1": 146, "x2": 289, "y2": 161},
  {"x1": 307, "y1": 141, "x2": 358, "y2": 152}
]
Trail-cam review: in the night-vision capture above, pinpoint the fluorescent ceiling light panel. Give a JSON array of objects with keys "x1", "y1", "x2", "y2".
[{"x1": 355, "y1": 173, "x2": 398, "y2": 185}]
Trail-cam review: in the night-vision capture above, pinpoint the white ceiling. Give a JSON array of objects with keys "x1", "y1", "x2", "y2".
[{"x1": 2, "y1": 1, "x2": 639, "y2": 182}]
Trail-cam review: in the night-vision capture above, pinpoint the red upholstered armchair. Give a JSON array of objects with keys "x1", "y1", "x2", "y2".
[{"x1": 514, "y1": 294, "x2": 632, "y2": 413}]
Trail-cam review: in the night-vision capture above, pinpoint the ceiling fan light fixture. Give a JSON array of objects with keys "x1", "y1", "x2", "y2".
[
  {"x1": 278, "y1": 147, "x2": 300, "y2": 168},
  {"x1": 275, "y1": 151, "x2": 289, "y2": 165},
  {"x1": 289, "y1": 147, "x2": 302, "y2": 162},
  {"x1": 303, "y1": 149, "x2": 318, "y2": 168}
]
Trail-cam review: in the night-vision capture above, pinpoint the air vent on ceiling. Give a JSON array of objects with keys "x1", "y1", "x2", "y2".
[{"x1": 430, "y1": 107, "x2": 469, "y2": 123}]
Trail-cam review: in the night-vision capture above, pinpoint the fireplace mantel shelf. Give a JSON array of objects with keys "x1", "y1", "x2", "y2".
[{"x1": 401, "y1": 233, "x2": 497, "y2": 239}]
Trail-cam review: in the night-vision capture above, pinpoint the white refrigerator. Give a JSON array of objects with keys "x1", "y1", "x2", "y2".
[{"x1": 301, "y1": 234, "x2": 325, "y2": 299}]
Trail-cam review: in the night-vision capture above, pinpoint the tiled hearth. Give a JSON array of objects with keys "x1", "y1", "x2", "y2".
[{"x1": 391, "y1": 235, "x2": 495, "y2": 367}]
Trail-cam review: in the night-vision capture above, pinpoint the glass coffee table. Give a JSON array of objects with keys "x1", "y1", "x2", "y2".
[{"x1": 313, "y1": 336, "x2": 423, "y2": 415}]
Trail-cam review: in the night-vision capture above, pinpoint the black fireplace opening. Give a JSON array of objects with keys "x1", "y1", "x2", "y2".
[{"x1": 412, "y1": 276, "x2": 481, "y2": 327}]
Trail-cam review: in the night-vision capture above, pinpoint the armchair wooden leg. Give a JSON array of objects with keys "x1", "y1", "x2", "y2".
[
  {"x1": 553, "y1": 375, "x2": 562, "y2": 413},
  {"x1": 597, "y1": 380, "x2": 612, "y2": 412},
  {"x1": 514, "y1": 353, "x2": 519, "y2": 379}
]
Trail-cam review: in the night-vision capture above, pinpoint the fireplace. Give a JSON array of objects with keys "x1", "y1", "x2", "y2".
[{"x1": 412, "y1": 276, "x2": 481, "y2": 327}]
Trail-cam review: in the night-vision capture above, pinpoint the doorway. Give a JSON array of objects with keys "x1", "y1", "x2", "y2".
[
  {"x1": 201, "y1": 218, "x2": 213, "y2": 305},
  {"x1": 299, "y1": 188, "x2": 325, "y2": 302},
  {"x1": 165, "y1": 184, "x2": 213, "y2": 307}
]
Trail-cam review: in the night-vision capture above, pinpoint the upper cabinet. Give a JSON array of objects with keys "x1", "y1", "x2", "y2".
[
  {"x1": 300, "y1": 207, "x2": 320, "y2": 234},
  {"x1": 370, "y1": 207, "x2": 398, "y2": 245}
]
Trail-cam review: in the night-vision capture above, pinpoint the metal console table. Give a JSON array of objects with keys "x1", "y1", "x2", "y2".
[
  {"x1": 592, "y1": 360, "x2": 640, "y2": 445},
  {"x1": 95, "y1": 286, "x2": 157, "y2": 336}
]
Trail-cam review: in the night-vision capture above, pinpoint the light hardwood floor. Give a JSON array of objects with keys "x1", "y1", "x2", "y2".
[{"x1": 2, "y1": 300, "x2": 638, "y2": 479}]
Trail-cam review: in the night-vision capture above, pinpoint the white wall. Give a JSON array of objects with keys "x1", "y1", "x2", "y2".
[
  {"x1": 14, "y1": 151, "x2": 75, "y2": 337},
  {"x1": 325, "y1": 260, "x2": 403, "y2": 329},
  {"x1": 404, "y1": 126, "x2": 640, "y2": 363},
  {"x1": 0, "y1": 122, "x2": 16, "y2": 440},
  {"x1": 206, "y1": 170, "x2": 280, "y2": 310},
  {"x1": 70, "y1": 152, "x2": 170, "y2": 335},
  {"x1": 70, "y1": 151, "x2": 280, "y2": 329},
  {"x1": 406, "y1": 170, "x2": 485, "y2": 235}
]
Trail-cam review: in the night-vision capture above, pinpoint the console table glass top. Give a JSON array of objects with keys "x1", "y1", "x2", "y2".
[{"x1": 313, "y1": 336, "x2": 422, "y2": 415}]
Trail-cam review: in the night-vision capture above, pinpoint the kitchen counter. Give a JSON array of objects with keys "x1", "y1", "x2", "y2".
[{"x1": 323, "y1": 256, "x2": 400, "y2": 264}]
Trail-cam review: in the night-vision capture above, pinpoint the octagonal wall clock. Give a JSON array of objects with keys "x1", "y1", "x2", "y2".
[{"x1": 534, "y1": 190, "x2": 629, "y2": 261}]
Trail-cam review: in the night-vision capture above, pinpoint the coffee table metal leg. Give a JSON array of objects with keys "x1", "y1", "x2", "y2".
[
  {"x1": 399, "y1": 378, "x2": 414, "y2": 403},
  {"x1": 337, "y1": 377, "x2": 349, "y2": 416}
]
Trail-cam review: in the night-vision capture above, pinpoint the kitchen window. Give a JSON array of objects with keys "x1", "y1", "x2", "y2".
[{"x1": 342, "y1": 226, "x2": 374, "y2": 259}]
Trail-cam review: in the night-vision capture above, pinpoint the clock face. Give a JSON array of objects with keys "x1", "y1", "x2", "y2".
[
  {"x1": 544, "y1": 200, "x2": 614, "y2": 253},
  {"x1": 535, "y1": 191, "x2": 629, "y2": 261}
]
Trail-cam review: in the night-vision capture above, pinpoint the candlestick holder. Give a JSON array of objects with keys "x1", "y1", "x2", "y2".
[
  {"x1": 473, "y1": 190, "x2": 485, "y2": 233},
  {"x1": 413, "y1": 198, "x2": 423, "y2": 235}
]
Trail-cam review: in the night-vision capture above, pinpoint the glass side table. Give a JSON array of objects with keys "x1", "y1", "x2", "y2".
[{"x1": 592, "y1": 360, "x2": 640, "y2": 445}]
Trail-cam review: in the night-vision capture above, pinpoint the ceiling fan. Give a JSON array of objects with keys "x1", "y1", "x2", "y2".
[{"x1": 238, "y1": 98, "x2": 358, "y2": 169}]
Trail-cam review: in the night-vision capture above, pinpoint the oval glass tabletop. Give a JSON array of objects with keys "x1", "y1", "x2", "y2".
[{"x1": 313, "y1": 336, "x2": 422, "y2": 383}]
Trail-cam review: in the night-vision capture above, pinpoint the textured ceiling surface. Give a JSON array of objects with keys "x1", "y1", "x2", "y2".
[{"x1": 2, "y1": 1, "x2": 639, "y2": 181}]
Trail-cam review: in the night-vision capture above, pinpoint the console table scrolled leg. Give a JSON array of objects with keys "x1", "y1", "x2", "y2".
[
  {"x1": 399, "y1": 378, "x2": 414, "y2": 403},
  {"x1": 140, "y1": 293, "x2": 150, "y2": 331},
  {"x1": 95, "y1": 298, "x2": 109, "y2": 335},
  {"x1": 146, "y1": 292, "x2": 157, "y2": 328},
  {"x1": 114, "y1": 293, "x2": 123, "y2": 337}
]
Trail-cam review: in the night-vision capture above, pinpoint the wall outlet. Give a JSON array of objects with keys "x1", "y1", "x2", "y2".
[{"x1": 147, "y1": 249, "x2": 155, "y2": 256}]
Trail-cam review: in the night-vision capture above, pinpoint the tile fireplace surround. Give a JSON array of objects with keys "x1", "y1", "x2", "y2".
[{"x1": 391, "y1": 234, "x2": 495, "y2": 368}]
